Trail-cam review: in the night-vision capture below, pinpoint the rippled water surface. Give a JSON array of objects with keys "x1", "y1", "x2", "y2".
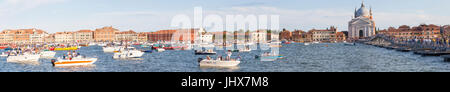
[{"x1": 1, "y1": 43, "x2": 450, "y2": 72}]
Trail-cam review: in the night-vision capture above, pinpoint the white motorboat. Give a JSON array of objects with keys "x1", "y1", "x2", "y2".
[
  {"x1": 7, "y1": 54, "x2": 40, "y2": 62},
  {"x1": 156, "y1": 48, "x2": 165, "y2": 52},
  {"x1": 304, "y1": 43, "x2": 311, "y2": 46},
  {"x1": 103, "y1": 46, "x2": 122, "y2": 52},
  {"x1": 239, "y1": 48, "x2": 252, "y2": 52},
  {"x1": 199, "y1": 59, "x2": 241, "y2": 67},
  {"x1": 52, "y1": 56, "x2": 98, "y2": 67},
  {"x1": 88, "y1": 43, "x2": 97, "y2": 46},
  {"x1": 113, "y1": 50, "x2": 145, "y2": 59},
  {"x1": 40, "y1": 51, "x2": 56, "y2": 58}
]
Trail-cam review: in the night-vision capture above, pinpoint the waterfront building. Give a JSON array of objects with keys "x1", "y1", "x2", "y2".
[
  {"x1": 138, "y1": 32, "x2": 150, "y2": 42},
  {"x1": 310, "y1": 26, "x2": 338, "y2": 42},
  {"x1": 280, "y1": 29, "x2": 292, "y2": 41},
  {"x1": 148, "y1": 28, "x2": 204, "y2": 43},
  {"x1": 55, "y1": 32, "x2": 74, "y2": 43},
  {"x1": 200, "y1": 32, "x2": 213, "y2": 43},
  {"x1": 73, "y1": 30, "x2": 94, "y2": 43},
  {"x1": 0, "y1": 28, "x2": 48, "y2": 44},
  {"x1": 94, "y1": 26, "x2": 119, "y2": 42},
  {"x1": 0, "y1": 30, "x2": 14, "y2": 44},
  {"x1": 44, "y1": 34, "x2": 55, "y2": 43},
  {"x1": 348, "y1": 2, "x2": 376, "y2": 39},
  {"x1": 115, "y1": 30, "x2": 138, "y2": 42},
  {"x1": 292, "y1": 30, "x2": 310, "y2": 43},
  {"x1": 379, "y1": 24, "x2": 441, "y2": 40},
  {"x1": 251, "y1": 30, "x2": 267, "y2": 43}
]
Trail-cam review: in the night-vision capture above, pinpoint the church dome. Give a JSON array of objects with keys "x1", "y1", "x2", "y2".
[{"x1": 355, "y1": 3, "x2": 370, "y2": 18}]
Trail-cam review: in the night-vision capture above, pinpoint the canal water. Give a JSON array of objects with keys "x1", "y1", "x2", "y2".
[{"x1": 1, "y1": 43, "x2": 450, "y2": 72}]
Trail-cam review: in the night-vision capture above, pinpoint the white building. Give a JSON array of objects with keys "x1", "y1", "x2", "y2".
[
  {"x1": 251, "y1": 30, "x2": 267, "y2": 43},
  {"x1": 55, "y1": 32, "x2": 74, "y2": 43},
  {"x1": 30, "y1": 29, "x2": 49, "y2": 43},
  {"x1": 200, "y1": 33, "x2": 213, "y2": 43},
  {"x1": 348, "y1": 2, "x2": 376, "y2": 39}
]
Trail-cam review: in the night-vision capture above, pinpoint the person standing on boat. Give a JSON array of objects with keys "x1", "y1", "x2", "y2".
[{"x1": 226, "y1": 50, "x2": 232, "y2": 61}]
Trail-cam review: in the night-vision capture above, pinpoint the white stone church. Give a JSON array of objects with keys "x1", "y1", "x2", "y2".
[{"x1": 348, "y1": 2, "x2": 376, "y2": 39}]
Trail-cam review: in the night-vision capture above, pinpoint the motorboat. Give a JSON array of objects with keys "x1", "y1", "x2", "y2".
[
  {"x1": 103, "y1": 46, "x2": 123, "y2": 52},
  {"x1": 40, "y1": 51, "x2": 56, "y2": 58},
  {"x1": 304, "y1": 43, "x2": 311, "y2": 46},
  {"x1": 52, "y1": 56, "x2": 98, "y2": 67},
  {"x1": 195, "y1": 49, "x2": 217, "y2": 55},
  {"x1": 156, "y1": 48, "x2": 165, "y2": 52},
  {"x1": 239, "y1": 48, "x2": 252, "y2": 52},
  {"x1": 113, "y1": 49, "x2": 145, "y2": 59},
  {"x1": 198, "y1": 59, "x2": 241, "y2": 67},
  {"x1": 7, "y1": 54, "x2": 41, "y2": 62}
]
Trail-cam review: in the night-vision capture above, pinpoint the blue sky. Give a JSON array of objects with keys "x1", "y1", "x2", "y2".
[{"x1": 1, "y1": 0, "x2": 450, "y2": 33}]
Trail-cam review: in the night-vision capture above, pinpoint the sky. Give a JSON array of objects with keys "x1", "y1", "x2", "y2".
[{"x1": 1, "y1": 0, "x2": 450, "y2": 33}]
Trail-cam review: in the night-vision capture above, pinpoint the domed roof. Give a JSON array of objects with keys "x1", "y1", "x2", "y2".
[{"x1": 355, "y1": 3, "x2": 370, "y2": 18}]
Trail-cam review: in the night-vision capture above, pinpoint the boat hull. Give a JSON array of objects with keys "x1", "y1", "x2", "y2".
[
  {"x1": 199, "y1": 60, "x2": 241, "y2": 67},
  {"x1": 53, "y1": 58, "x2": 97, "y2": 67},
  {"x1": 7, "y1": 55, "x2": 40, "y2": 62}
]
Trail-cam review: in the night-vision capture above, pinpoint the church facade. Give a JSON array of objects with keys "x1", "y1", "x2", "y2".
[{"x1": 348, "y1": 2, "x2": 376, "y2": 39}]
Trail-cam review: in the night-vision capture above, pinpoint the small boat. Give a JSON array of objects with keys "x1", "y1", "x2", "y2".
[
  {"x1": 88, "y1": 43, "x2": 97, "y2": 46},
  {"x1": 103, "y1": 46, "x2": 122, "y2": 52},
  {"x1": 113, "y1": 50, "x2": 145, "y2": 59},
  {"x1": 7, "y1": 54, "x2": 41, "y2": 62},
  {"x1": 156, "y1": 48, "x2": 165, "y2": 52},
  {"x1": 52, "y1": 56, "x2": 98, "y2": 67},
  {"x1": 54, "y1": 46, "x2": 78, "y2": 51},
  {"x1": 198, "y1": 59, "x2": 241, "y2": 67},
  {"x1": 304, "y1": 43, "x2": 311, "y2": 46},
  {"x1": 195, "y1": 50, "x2": 217, "y2": 55},
  {"x1": 239, "y1": 48, "x2": 252, "y2": 52},
  {"x1": 40, "y1": 51, "x2": 56, "y2": 58},
  {"x1": 344, "y1": 42, "x2": 356, "y2": 46},
  {"x1": 141, "y1": 50, "x2": 153, "y2": 53}
]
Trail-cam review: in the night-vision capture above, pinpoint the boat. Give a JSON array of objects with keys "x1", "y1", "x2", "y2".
[
  {"x1": 7, "y1": 54, "x2": 41, "y2": 62},
  {"x1": 239, "y1": 48, "x2": 252, "y2": 52},
  {"x1": 113, "y1": 49, "x2": 145, "y2": 59},
  {"x1": 304, "y1": 43, "x2": 311, "y2": 46},
  {"x1": 156, "y1": 48, "x2": 165, "y2": 52},
  {"x1": 141, "y1": 50, "x2": 153, "y2": 53},
  {"x1": 103, "y1": 46, "x2": 123, "y2": 52},
  {"x1": 198, "y1": 59, "x2": 241, "y2": 67},
  {"x1": 0, "y1": 46, "x2": 8, "y2": 49},
  {"x1": 40, "y1": 51, "x2": 56, "y2": 58},
  {"x1": 0, "y1": 52, "x2": 9, "y2": 57},
  {"x1": 54, "y1": 46, "x2": 78, "y2": 51},
  {"x1": 195, "y1": 49, "x2": 217, "y2": 55},
  {"x1": 52, "y1": 56, "x2": 98, "y2": 67},
  {"x1": 88, "y1": 43, "x2": 97, "y2": 46},
  {"x1": 256, "y1": 53, "x2": 285, "y2": 61}
]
